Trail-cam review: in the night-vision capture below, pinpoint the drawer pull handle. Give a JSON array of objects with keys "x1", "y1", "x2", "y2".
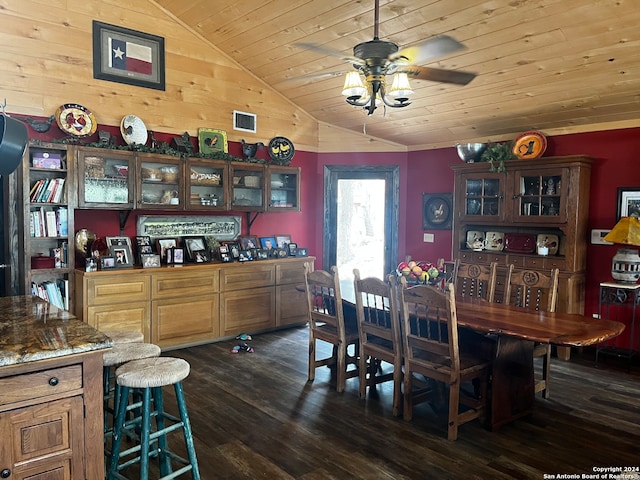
[
  {"x1": 48, "y1": 377, "x2": 59, "y2": 386},
  {"x1": 1, "y1": 468, "x2": 11, "y2": 478}
]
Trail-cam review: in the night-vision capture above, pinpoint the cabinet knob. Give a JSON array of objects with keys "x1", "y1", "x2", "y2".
[
  {"x1": 48, "y1": 377, "x2": 59, "y2": 386},
  {"x1": 1, "y1": 468, "x2": 11, "y2": 478}
]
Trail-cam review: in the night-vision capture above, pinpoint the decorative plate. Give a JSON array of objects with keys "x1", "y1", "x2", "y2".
[
  {"x1": 536, "y1": 234, "x2": 559, "y2": 255},
  {"x1": 513, "y1": 131, "x2": 547, "y2": 159},
  {"x1": 268, "y1": 136, "x2": 295, "y2": 163},
  {"x1": 503, "y1": 233, "x2": 537, "y2": 253},
  {"x1": 120, "y1": 115, "x2": 148, "y2": 146},
  {"x1": 198, "y1": 128, "x2": 228, "y2": 154},
  {"x1": 466, "y1": 231, "x2": 484, "y2": 251},
  {"x1": 55, "y1": 103, "x2": 97, "y2": 138},
  {"x1": 484, "y1": 231, "x2": 505, "y2": 251}
]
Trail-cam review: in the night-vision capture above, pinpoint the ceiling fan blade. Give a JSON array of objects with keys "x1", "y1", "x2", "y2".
[
  {"x1": 399, "y1": 66, "x2": 476, "y2": 85},
  {"x1": 393, "y1": 35, "x2": 466, "y2": 65},
  {"x1": 294, "y1": 42, "x2": 365, "y2": 65},
  {"x1": 282, "y1": 70, "x2": 346, "y2": 84}
]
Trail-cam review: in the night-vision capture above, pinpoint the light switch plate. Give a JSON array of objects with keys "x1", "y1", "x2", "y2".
[
  {"x1": 423, "y1": 233, "x2": 434, "y2": 243},
  {"x1": 591, "y1": 229, "x2": 613, "y2": 245}
]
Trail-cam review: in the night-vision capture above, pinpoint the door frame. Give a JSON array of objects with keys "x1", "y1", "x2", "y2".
[{"x1": 323, "y1": 165, "x2": 399, "y2": 276}]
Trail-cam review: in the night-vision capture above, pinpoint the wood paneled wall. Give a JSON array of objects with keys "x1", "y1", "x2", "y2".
[{"x1": 0, "y1": 0, "x2": 393, "y2": 153}]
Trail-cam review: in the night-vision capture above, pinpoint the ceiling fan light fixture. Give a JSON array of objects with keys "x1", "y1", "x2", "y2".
[
  {"x1": 387, "y1": 73, "x2": 413, "y2": 97},
  {"x1": 342, "y1": 71, "x2": 367, "y2": 97}
]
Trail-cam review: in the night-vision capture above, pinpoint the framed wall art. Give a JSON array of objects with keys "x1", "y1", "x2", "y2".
[
  {"x1": 198, "y1": 128, "x2": 228, "y2": 154},
  {"x1": 422, "y1": 193, "x2": 453, "y2": 230},
  {"x1": 616, "y1": 187, "x2": 640, "y2": 221},
  {"x1": 92, "y1": 20, "x2": 165, "y2": 91}
]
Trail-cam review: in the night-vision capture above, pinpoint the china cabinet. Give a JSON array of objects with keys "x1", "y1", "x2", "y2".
[
  {"x1": 135, "y1": 152, "x2": 184, "y2": 209},
  {"x1": 267, "y1": 165, "x2": 301, "y2": 212},
  {"x1": 186, "y1": 157, "x2": 229, "y2": 210},
  {"x1": 229, "y1": 162, "x2": 265, "y2": 211},
  {"x1": 452, "y1": 155, "x2": 594, "y2": 358},
  {"x1": 18, "y1": 142, "x2": 75, "y2": 312},
  {"x1": 77, "y1": 146, "x2": 134, "y2": 208}
]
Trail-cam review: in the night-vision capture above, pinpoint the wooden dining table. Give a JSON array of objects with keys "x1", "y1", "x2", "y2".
[{"x1": 338, "y1": 280, "x2": 625, "y2": 430}]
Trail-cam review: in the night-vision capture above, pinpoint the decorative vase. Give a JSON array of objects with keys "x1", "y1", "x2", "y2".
[{"x1": 611, "y1": 248, "x2": 640, "y2": 283}]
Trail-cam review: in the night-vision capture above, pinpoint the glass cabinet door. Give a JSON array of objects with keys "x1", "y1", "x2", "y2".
[
  {"x1": 267, "y1": 166, "x2": 300, "y2": 212},
  {"x1": 187, "y1": 159, "x2": 229, "y2": 210},
  {"x1": 77, "y1": 148, "x2": 134, "y2": 208},
  {"x1": 229, "y1": 163, "x2": 265, "y2": 211},
  {"x1": 136, "y1": 153, "x2": 183, "y2": 209},
  {"x1": 459, "y1": 173, "x2": 504, "y2": 219},
  {"x1": 513, "y1": 167, "x2": 567, "y2": 223}
]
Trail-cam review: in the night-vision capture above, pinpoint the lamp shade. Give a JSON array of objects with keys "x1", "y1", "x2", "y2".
[
  {"x1": 387, "y1": 73, "x2": 413, "y2": 97},
  {"x1": 342, "y1": 72, "x2": 366, "y2": 98},
  {"x1": 603, "y1": 217, "x2": 640, "y2": 283}
]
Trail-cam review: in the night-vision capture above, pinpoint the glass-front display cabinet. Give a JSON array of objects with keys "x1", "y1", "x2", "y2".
[
  {"x1": 136, "y1": 153, "x2": 183, "y2": 209},
  {"x1": 229, "y1": 163, "x2": 265, "y2": 211},
  {"x1": 186, "y1": 158, "x2": 229, "y2": 210},
  {"x1": 267, "y1": 165, "x2": 301, "y2": 212},
  {"x1": 457, "y1": 172, "x2": 505, "y2": 220},
  {"x1": 512, "y1": 167, "x2": 568, "y2": 224},
  {"x1": 77, "y1": 147, "x2": 134, "y2": 208}
]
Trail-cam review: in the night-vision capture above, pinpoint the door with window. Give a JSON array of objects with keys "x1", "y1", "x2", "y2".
[{"x1": 323, "y1": 165, "x2": 399, "y2": 282}]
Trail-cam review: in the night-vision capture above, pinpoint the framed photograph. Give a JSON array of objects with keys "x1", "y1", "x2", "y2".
[
  {"x1": 275, "y1": 235, "x2": 292, "y2": 249},
  {"x1": 218, "y1": 244, "x2": 229, "y2": 254},
  {"x1": 110, "y1": 244, "x2": 134, "y2": 268},
  {"x1": 141, "y1": 253, "x2": 161, "y2": 268},
  {"x1": 220, "y1": 252, "x2": 232, "y2": 263},
  {"x1": 92, "y1": 21, "x2": 165, "y2": 91},
  {"x1": 288, "y1": 242, "x2": 298, "y2": 256},
  {"x1": 197, "y1": 128, "x2": 228, "y2": 154},
  {"x1": 107, "y1": 236, "x2": 132, "y2": 249},
  {"x1": 100, "y1": 256, "x2": 116, "y2": 270},
  {"x1": 238, "y1": 250, "x2": 252, "y2": 262},
  {"x1": 156, "y1": 238, "x2": 178, "y2": 262},
  {"x1": 255, "y1": 249, "x2": 268, "y2": 260},
  {"x1": 259, "y1": 237, "x2": 277, "y2": 250},
  {"x1": 227, "y1": 242, "x2": 241, "y2": 260},
  {"x1": 85, "y1": 257, "x2": 98, "y2": 272},
  {"x1": 422, "y1": 193, "x2": 453, "y2": 230},
  {"x1": 239, "y1": 235, "x2": 259, "y2": 250},
  {"x1": 168, "y1": 247, "x2": 185, "y2": 264},
  {"x1": 135, "y1": 235, "x2": 153, "y2": 254},
  {"x1": 296, "y1": 247, "x2": 309, "y2": 257},
  {"x1": 192, "y1": 250, "x2": 208, "y2": 263},
  {"x1": 616, "y1": 187, "x2": 640, "y2": 221},
  {"x1": 184, "y1": 237, "x2": 207, "y2": 261}
]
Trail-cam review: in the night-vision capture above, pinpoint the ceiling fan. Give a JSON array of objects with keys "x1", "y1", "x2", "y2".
[{"x1": 295, "y1": 0, "x2": 476, "y2": 115}]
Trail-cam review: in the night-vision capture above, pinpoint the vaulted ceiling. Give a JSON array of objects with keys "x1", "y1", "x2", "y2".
[{"x1": 156, "y1": 0, "x2": 640, "y2": 150}]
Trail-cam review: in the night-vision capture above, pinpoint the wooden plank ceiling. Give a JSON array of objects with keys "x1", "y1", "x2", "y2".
[{"x1": 155, "y1": 0, "x2": 640, "y2": 150}]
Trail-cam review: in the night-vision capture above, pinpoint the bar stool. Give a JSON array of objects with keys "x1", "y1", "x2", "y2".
[
  {"x1": 104, "y1": 330, "x2": 145, "y2": 344},
  {"x1": 107, "y1": 357, "x2": 200, "y2": 480}
]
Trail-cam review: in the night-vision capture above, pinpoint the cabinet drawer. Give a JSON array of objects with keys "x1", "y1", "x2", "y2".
[
  {"x1": 544, "y1": 257, "x2": 566, "y2": 270},
  {"x1": 153, "y1": 269, "x2": 219, "y2": 299},
  {"x1": 523, "y1": 256, "x2": 546, "y2": 269},
  {"x1": 0, "y1": 365, "x2": 82, "y2": 405},
  {"x1": 87, "y1": 274, "x2": 150, "y2": 306},
  {"x1": 276, "y1": 261, "x2": 309, "y2": 285},
  {"x1": 220, "y1": 264, "x2": 275, "y2": 291}
]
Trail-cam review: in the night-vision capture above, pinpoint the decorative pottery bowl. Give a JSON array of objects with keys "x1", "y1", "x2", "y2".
[{"x1": 456, "y1": 143, "x2": 488, "y2": 163}]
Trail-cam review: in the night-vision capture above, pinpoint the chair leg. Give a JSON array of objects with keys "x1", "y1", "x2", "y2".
[
  {"x1": 308, "y1": 336, "x2": 316, "y2": 382},
  {"x1": 392, "y1": 359, "x2": 403, "y2": 417},
  {"x1": 358, "y1": 353, "x2": 368, "y2": 399},
  {"x1": 447, "y1": 381, "x2": 461, "y2": 441},
  {"x1": 542, "y1": 347, "x2": 551, "y2": 399},
  {"x1": 108, "y1": 385, "x2": 130, "y2": 478},
  {"x1": 403, "y1": 369, "x2": 413, "y2": 421},
  {"x1": 174, "y1": 381, "x2": 201, "y2": 480},
  {"x1": 336, "y1": 342, "x2": 347, "y2": 393}
]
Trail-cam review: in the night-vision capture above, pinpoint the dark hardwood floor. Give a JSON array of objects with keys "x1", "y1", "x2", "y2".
[{"x1": 119, "y1": 327, "x2": 639, "y2": 479}]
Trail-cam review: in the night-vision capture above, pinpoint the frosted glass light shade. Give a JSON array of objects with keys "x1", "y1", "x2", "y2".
[
  {"x1": 342, "y1": 72, "x2": 366, "y2": 97},
  {"x1": 387, "y1": 73, "x2": 413, "y2": 97}
]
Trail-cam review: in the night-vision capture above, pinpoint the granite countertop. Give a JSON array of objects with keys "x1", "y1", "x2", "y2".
[{"x1": 0, "y1": 296, "x2": 112, "y2": 367}]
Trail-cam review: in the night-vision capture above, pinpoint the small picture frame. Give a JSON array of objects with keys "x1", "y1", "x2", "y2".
[
  {"x1": 184, "y1": 237, "x2": 207, "y2": 261},
  {"x1": 259, "y1": 237, "x2": 277, "y2": 251},
  {"x1": 193, "y1": 250, "x2": 208, "y2": 263},
  {"x1": 156, "y1": 238, "x2": 179, "y2": 263},
  {"x1": 220, "y1": 253, "x2": 232, "y2": 262},
  {"x1": 166, "y1": 247, "x2": 185, "y2": 265},
  {"x1": 110, "y1": 244, "x2": 134, "y2": 268},
  {"x1": 107, "y1": 236, "x2": 133, "y2": 250},
  {"x1": 239, "y1": 235, "x2": 259, "y2": 250},
  {"x1": 288, "y1": 242, "x2": 298, "y2": 256},
  {"x1": 85, "y1": 257, "x2": 98, "y2": 272},
  {"x1": 135, "y1": 235, "x2": 153, "y2": 255},
  {"x1": 276, "y1": 248, "x2": 289, "y2": 258},
  {"x1": 255, "y1": 249, "x2": 268, "y2": 260},
  {"x1": 238, "y1": 250, "x2": 252, "y2": 262},
  {"x1": 141, "y1": 253, "x2": 161, "y2": 268},
  {"x1": 616, "y1": 187, "x2": 640, "y2": 221},
  {"x1": 228, "y1": 243, "x2": 240, "y2": 260},
  {"x1": 296, "y1": 247, "x2": 309, "y2": 257},
  {"x1": 275, "y1": 235, "x2": 291, "y2": 249},
  {"x1": 100, "y1": 256, "x2": 116, "y2": 270}
]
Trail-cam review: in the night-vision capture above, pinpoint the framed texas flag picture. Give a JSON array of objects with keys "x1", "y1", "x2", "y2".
[{"x1": 92, "y1": 21, "x2": 165, "y2": 91}]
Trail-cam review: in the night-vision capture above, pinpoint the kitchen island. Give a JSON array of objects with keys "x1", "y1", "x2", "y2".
[{"x1": 0, "y1": 295, "x2": 111, "y2": 480}]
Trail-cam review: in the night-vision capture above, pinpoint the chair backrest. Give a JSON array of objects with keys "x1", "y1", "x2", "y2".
[
  {"x1": 454, "y1": 261, "x2": 499, "y2": 302},
  {"x1": 304, "y1": 264, "x2": 346, "y2": 339},
  {"x1": 353, "y1": 269, "x2": 402, "y2": 356},
  {"x1": 504, "y1": 268, "x2": 560, "y2": 312},
  {"x1": 399, "y1": 281, "x2": 460, "y2": 380}
]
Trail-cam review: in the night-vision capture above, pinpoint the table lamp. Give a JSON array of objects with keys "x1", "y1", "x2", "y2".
[{"x1": 603, "y1": 216, "x2": 640, "y2": 283}]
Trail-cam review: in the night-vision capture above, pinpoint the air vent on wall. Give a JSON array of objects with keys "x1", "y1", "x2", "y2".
[{"x1": 233, "y1": 110, "x2": 257, "y2": 133}]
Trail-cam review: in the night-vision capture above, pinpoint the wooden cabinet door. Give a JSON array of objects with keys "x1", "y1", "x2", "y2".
[
  {"x1": 510, "y1": 166, "x2": 568, "y2": 224},
  {"x1": 456, "y1": 172, "x2": 506, "y2": 221},
  {"x1": 276, "y1": 283, "x2": 308, "y2": 327},
  {"x1": 87, "y1": 302, "x2": 150, "y2": 341},
  {"x1": 0, "y1": 396, "x2": 84, "y2": 480},
  {"x1": 220, "y1": 287, "x2": 275, "y2": 336},
  {"x1": 152, "y1": 295, "x2": 219, "y2": 348}
]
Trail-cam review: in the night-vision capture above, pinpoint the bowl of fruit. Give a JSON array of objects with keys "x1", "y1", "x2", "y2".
[{"x1": 396, "y1": 260, "x2": 444, "y2": 286}]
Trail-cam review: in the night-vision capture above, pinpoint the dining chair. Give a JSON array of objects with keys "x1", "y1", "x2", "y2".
[
  {"x1": 504, "y1": 267, "x2": 560, "y2": 399},
  {"x1": 303, "y1": 264, "x2": 359, "y2": 393},
  {"x1": 453, "y1": 261, "x2": 500, "y2": 302},
  {"x1": 399, "y1": 280, "x2": 491, "y2": 441},
  {"x1": 353, "y1": 269, "x2": 403, "y2": 416}
]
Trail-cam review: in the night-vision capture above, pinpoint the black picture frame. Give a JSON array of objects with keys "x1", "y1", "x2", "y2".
[
  {"x1": 239, "y1": 236, "x2": 259, "y2": 250},
  {"x1": 296, "y1": 247, "x2": 309, "y2": 257},
  {"x1": 184, "y1": 237, "x2": 206, "y2": 261},
  {"x1": 156, "y1": 238, "x2": 178, "y2": 263},
  {"x1": 141, "y1": 253, "x2": 161, "y2": 268},
  {"x1": 238, "y1": 250, "x2": 252, "y2": 262},
  {"x1": 100, "y1": 256, "x2": 116, "y2": 270},
  {"x1": 616, "y1": 187, "x2": 640, "y2": 221},
  {"x1": 92, "y1": 20, "x2": 165, "y2": 91},
  {"x1": 135, "y1": 235, "x2": 153, "y2": 255},
  {"x1": 192, "y1": 250, "x2": 208, "y2": 263},
  {"x1": 110, "y1": 244, "x2": 134, "y2": 268},
  {"x1": 422, "y1": 193, "x2": 453, "y2": 230},
  {"x1": 259, "y1": 237, "x2": 277, "y2": 250},
  {"x1": 288, "y1": 242, "x2": 298, "y2": 256}
]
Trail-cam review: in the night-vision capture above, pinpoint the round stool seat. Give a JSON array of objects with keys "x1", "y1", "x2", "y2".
[
  {"x1": 104, "y1": 330, "x2": 144, "y2": 344},
  {"x1": 116, "y1": 357, "x2": 190, "y2": 389},
  {"x1": 103, "y1": 343, "x2": 161, "y2": 368}
]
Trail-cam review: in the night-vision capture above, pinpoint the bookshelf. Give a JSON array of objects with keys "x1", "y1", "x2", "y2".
[{"x1": 18, "y1": 142, "x2": 75, "y2": 312}]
